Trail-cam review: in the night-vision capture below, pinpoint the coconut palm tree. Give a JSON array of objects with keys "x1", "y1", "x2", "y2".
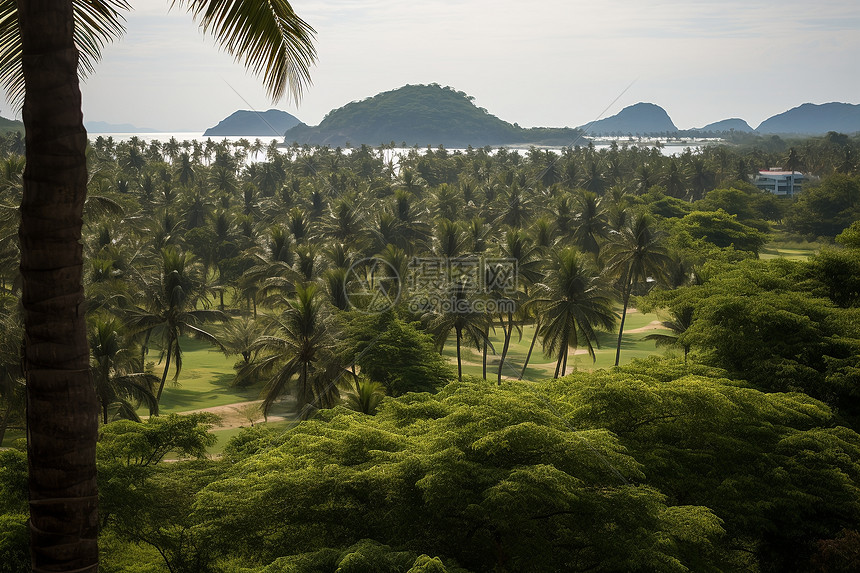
[
  {"x1": 343, "y1": 378, "x2": 386, "y2": 415},
  {"x1": 434, "y1": 218, "x2": 466, "y2": 259},
  {"x1": 643, "y1": 305, "x2": 695, "y2": 363},
  {"x1": 571, "y1": 189, "x2": 608, "y2": 262},
  {"x1": 494, "y1": 229, "x2": 543, "y2": 383},
  {"x1": 423, "y1": 278, "x2": 490, "y2": 381},
  {"x1": 126, "y1": 247, "x2": 226, "y2": 402},
  {"x1": 533, "y1": 247, "x2": 616, "y2": 378},
  {"x1": 214, "y1": 315, "x2": 272, "y2": 385},
  {"x1": 245, "y1": 284, "x2": 346, "y2": 419},
  {"x1": 604, "y1": 213, "x2": 671, "y2": 366},
  {"x1": 88, "y1": 316, "x2": 159, "y2": 424}
]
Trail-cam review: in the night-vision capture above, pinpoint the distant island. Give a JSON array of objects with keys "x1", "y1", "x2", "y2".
[
  {"x1": 204, "y1": 109, "x2": 301, "y2": 137},
  {"x1": 578, "y1": 103, "x2": 678, "y2": 136},
  {"x1": 695, "y1": 118, "x2": 754, "y2": 133},
  {"x1": 283, "y1": 84, "x2": 584, "y2": 147},
  {"x1": 90, "y1": 92, "x2": 860, "y2": 144},
  {"x1": 281, "y1": 86, "x2": 860, "y2": 147},
  {"x1": 0, "y1": 115, "x2": 24, "y2": 135},
  {"x1": 580, "y1": 101, "x2": 859, "y2": 137},
  {"x1": 755, "y1": 102, "x2": 860, "y2": 135}
]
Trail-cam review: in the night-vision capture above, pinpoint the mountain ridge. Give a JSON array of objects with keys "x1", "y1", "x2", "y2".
[
  {"x1": 283, "y1": 84, "x2": 583, "y2": 147},
  {"x1": 578, "y1": 103, "x2": 678, "y2": 136},
  {"x1": 190, "y1": 90, "x2": 860, "y2": 144},
  {"x1": 755, "y1": 102, "x2": 860, "y2": 135}
]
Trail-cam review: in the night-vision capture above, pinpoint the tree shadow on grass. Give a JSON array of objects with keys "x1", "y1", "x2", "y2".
[{"x1": 157, "y1": 372, "x2": 260, "y2": 413}]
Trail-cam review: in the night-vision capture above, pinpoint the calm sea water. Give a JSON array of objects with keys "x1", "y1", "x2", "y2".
[
  {"x1": 86, "y1": 132, "x2": 283, "y2": 146},
  {"x1": 87, "y1": 132, "x2": 717, "y2": 161}
]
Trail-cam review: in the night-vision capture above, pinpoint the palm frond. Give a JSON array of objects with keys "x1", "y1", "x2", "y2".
[
  {"x1": 0, "y1": 0, "x2": 130, "y2": 109},
  {"x1": 84, "y1": 193, "x2": 125, "y2": 219},
  {"x1": 173, "y1": 0, "x2": 316, "y2": 102}
]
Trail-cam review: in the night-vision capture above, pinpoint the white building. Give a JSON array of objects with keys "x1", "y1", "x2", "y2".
[{"x1": 754, "y1": 169, "x2": 803, "y2": 196}]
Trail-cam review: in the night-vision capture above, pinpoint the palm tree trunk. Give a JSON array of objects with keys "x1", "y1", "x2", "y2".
[
  {"x1": 18, "y1": 0, "x2": 100, "y2": 570},
  {"x1": 497, "y1": 311, "x2": 513, "y2": 385},
  {"x1": 482, "y1": 325, "x2": 488, "y2": 380},
  {"x1": 519, "y1": 319, "x2": 541, "y2": 380},
  {"x1": 456, "y1": 326, "x2": 462, "y2": 381},
  {"x1": 561, "y1": 345, "x2": 568, "y2": 377},
  {"x1": 0, "y1": 399, "x2": 13, "y2": 445},
  {"x1": 157, "y1": 341, "x2": 174, "y2": 402},
  {"x1": 140, "y1": 329, "x2": 152, "y2": 369},
  {"x1": 554, "y1": 348, "x2": 563, "y2": 379},
  {"x1": 614, "y1": 274, "x2": 633, "y2": 367}
]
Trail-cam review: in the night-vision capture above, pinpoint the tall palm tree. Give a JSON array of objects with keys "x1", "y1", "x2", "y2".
[
  {"x1": 88, "y1": 316, "x2": 159, "y2": 424},
  {"x1": 127, "y1": 247, "x2": 226, "y2": 401},
  {"x1": 4, "y1": 5, "x2": 311, "y2": 560},
  {"x1": 245, "y1": 284, "x2": 345, "y2": 419},
  {"x1": 214, "y1": 315, "x2": 271, "y2": 385},
  {"x1": 571, "y1": 189, "x2": 608, "y2": 262},
  {"x1": 494, "y1": 229, "x2": 543, "y2": 384},
  {"x1": 643, "y1": 305, "x2": 694, "y2": 363},
  {"x1": 424, "y1": 279, "x2": 490, "y2": 381},
  {"x1": 4, "y1": 3, "x2": 129, "y2": 570},
  {"x1": 533, "y1": 248, "x2": 616, "y2": 378},
  {"x1": 604, "y1": 213, "x2": 671, "y2": 366}
]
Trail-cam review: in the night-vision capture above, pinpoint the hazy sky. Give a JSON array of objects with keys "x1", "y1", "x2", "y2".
[{"x1": 16, "y1": 0, "x2": 858, "y2": 132}]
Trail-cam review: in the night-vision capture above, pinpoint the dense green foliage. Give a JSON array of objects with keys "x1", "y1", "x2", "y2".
[
  {"x1": 339, "y1": 311, "x2": 454, "y2": 395},
  {"x1": 1, "y1": 130, "x2": 859, "y2": 571},
  {"x1": 5, "y1": 365, "x2": 854, "y2": 572},
  {"x1": 642, "y1": 256, "x2": 860, "y2": 426}
]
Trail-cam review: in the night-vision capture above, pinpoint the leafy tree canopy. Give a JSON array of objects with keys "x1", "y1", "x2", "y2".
[
  {"x1": 642, "y1": 258, "x2": 860, "y2": 425},
  {"x1": 339, "y1": 311, "x2": 454, "y2": 395},
  {"x1": 784, "y1": 174, "x2": 860, "y2": 239},
  {"x1": 668, "y1": 209, "x2": 769, "y2": 254}
]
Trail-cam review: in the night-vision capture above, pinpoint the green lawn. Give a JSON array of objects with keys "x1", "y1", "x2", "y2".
[
  {"x1": 1, "y1": 428, "x2": 24, "y2": 449},
  {"x1": 2, "y1": 314, "x2": 670, "y2": 450},
  {"x1": 759, "y1": 237, "x2": 821, "y2": 260},
  {"x1": 145, "y1": 337, "x2": 259, "y2": 414},
  {"x1": 441, "y1": 309, "x2": 671, "y2": 381}
]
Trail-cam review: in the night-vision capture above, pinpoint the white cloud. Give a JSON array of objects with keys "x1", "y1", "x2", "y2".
[{"x1": 66, "y1": 0, "x2": 860, "y2": 132}]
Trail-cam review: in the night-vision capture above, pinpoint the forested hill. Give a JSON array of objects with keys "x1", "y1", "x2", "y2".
[
  {"x1": 204, "y1": 109, "x2": 301, "y2": 137},
  {"x1": 0, "y1": 115, "x2": 23, "y2": 135},
  {"x1": 284, "y1": 84, "x2": 584, "y2": 147},
  {"x1": 578, "y1": 102, "x2": 678, "y2": 136},
  {"x1": 756, "y1": 102, "x2": 860, "y2": 135}
]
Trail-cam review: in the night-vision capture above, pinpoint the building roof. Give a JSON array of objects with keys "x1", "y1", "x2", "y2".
[{"x1": 758, "y1": 170, "x2": 802, "y2": 176}]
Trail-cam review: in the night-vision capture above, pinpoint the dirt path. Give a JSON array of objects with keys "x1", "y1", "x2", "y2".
[
  {"x1": 624, "y1": 320, "x2": 663, "y2": 334},
  {"x1": 178, "y1": 400, "x2": 292, "y2": 431}
]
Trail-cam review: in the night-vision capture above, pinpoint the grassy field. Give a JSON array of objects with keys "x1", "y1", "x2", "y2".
[
  {"x1": 441, "y1": 309, "x2": 670, "y2": 381},
  {"x1": 759, "y1": 235, "x2": 822, "y2": 261},
  {"x1": 2, "y1": 312, "x2": 671, "y2": 450},
  {"x1": 146, "y1": 337, "x2": 259, "y2": 414}
]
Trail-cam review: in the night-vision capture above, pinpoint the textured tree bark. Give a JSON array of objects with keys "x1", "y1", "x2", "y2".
[{"x1": 17, "y1": 0, "x2": 99, "y2": 571}]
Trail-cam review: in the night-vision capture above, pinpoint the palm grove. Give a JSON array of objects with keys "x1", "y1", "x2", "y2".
[
  {"x1": 1, "y1": 3, "x2": 860, "y2": 571},
  {"x1": 1, "y1": 114, "x2": 859, "y2": 570}
]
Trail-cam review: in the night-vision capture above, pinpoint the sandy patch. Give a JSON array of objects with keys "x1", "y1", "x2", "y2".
[
  {"x1": 624, "y1": 320, "x2": 663, "y2": 334},
  {"x1": 180, "y1": 400, "x2": 290, "y2": 430}
]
